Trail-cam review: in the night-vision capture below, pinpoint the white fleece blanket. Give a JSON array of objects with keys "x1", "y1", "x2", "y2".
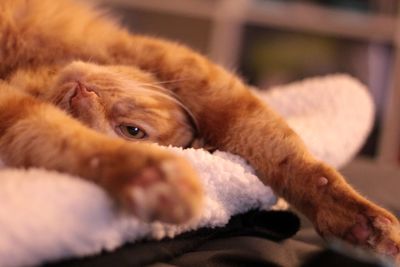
[{"x1": 0, "y1": 74, "x2": 374, "y2": 267}]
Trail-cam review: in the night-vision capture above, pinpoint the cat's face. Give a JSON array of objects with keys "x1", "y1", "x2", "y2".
[{"x1": 47, "y1": 61, "x2": 197, "y2": 147}]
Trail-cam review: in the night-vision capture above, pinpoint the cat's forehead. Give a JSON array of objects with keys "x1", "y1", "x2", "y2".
[
  {"x1": 111, "y1": 98, "x2": 159, "y2": 117},
  {"x1": 110, "y1": 93, "x2": 186, "y2": 123}
]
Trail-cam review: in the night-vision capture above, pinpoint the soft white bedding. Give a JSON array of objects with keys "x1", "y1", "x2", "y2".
[{"x1": 0, "y1": 75, "x2": 374, "y2": 267}]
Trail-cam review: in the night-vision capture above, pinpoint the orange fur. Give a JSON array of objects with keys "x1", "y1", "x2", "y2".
[{"x1": 1, "y1": 0, "x2": 400, "y2": 260}]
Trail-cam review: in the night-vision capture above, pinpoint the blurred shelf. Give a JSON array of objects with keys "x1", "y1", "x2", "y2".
[
  {"x1": 99, "y1": 0, "x2": 216, "y2": 19},
  {"x1": 378, "y1": 47, "x2": 400, "y2": 164},
  {"x1": 247, "y1": 1, "x2": 397, "y2": 43},
  {"x1": 103, "y1": 0, "x2": 397, "y2": 43},
  {"x1": 99, "y1": 0, "x2": 400, "y2": 165}
]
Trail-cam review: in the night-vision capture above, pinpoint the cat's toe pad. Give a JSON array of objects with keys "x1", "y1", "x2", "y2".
[
  {"x1": 125, "y1": 159, "x2": 203, "y2": 224},
  {"x1": 344, "y1": 213, "x2": 400, "y2": 259}
]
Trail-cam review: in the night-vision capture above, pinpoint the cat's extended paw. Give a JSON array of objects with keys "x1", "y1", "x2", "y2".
[
  {"x1": 125, "y1": 158, "x2": 202, "y2": 223},
  {"x1": 344, "y1": 212, "x2": 400, "y2": 259},
  {"x1": 121, "y1": 157, "x2": 203, "y2": 224},
  {"x1": 83, "y1": 139, "x2": 203, "y2": 224},
  {"x1": 315, "y1": 196, "x2": 400, "y2": 263}
]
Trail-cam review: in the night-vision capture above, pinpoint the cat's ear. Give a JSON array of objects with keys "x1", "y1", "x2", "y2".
[
  {"x1": 172, "y1": 97, "x2": 201, "y2": 145},
  {"x1": 188, "y1": 137, "x2": 216, "y2": 152},
  {"x1": 175, "y1": 99, "x2": 216, "y2": 152},
  {"x1": 173, "y1": 99, "x2": 217, "y2": 151}
]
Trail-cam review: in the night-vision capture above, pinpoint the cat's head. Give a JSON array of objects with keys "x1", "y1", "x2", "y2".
[{"x1": 47, "y1": 61, "x2": 198, "y2": 147}]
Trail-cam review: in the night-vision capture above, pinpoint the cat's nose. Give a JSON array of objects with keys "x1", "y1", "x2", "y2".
[
  {"x1": 70, "y1": 81, "x2": 99, "y2": 107},
  {"x1": 75, "y1": 81, "x2": 97, "y2": 97}
]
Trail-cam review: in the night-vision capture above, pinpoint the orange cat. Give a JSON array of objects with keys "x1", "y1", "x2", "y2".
[{"x1": 0, "y1": 0, "x2": 399, "y2": 261}]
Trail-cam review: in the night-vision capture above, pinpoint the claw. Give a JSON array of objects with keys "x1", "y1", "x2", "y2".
[{"x1": 383, "y1": 240, "x2": 399, "y2": 256}]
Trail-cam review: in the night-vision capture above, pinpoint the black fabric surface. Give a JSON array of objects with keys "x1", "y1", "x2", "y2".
[
  {"x1": 45, "y1": 210, "x2": 300, "y2": 267},
  {"x1": 302, "y1": 250, "x2": 385, "y2": 267}
]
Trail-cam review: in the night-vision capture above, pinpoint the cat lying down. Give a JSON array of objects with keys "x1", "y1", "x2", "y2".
[
  {"x1": 0, "y1": 75, "x2": 374, "y2": 267},
  {"x1": 1, "y1": 0, "x2": 400, "y2": 264}
]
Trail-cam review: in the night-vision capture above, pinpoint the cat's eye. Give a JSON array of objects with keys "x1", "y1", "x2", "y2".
[{"x1": 118, "y1": 125, "x2": 147, "y2": 139}]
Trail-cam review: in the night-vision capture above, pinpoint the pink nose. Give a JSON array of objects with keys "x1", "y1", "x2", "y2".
[
  {"x1": 70, "y1": 81, "x2": 98, "y2": 105},
  {"x1": 74, "y1": 81, "x2": 95, "y2": 98}
]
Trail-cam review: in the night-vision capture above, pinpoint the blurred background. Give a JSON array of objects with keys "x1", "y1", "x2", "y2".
[{"x1": 97, "y1": 0, "x2": 400, "y2": 167}]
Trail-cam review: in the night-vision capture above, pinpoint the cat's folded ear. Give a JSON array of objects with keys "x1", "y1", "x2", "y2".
[
  {"x1": 171, "y1": 98, "x2": 199, "y2": 143},
  {"x1": 176, "y1": 99, "x2": 216, "y2": 151},
  {"x1": 187, "y1": 137, "x2": 216, "y2": 152}
]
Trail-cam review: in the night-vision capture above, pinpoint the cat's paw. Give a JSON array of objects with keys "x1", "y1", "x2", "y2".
[
  {"x1": 315, "y1": 195, "x2": 400, "y2": 263},
  {"x1": 343, "y1": 211, "x2": 400, "y2": 261},
  {"x1": 92, "y1": 143, "x2": 203, "y2": 224},
  {"x1": 81, "y1": 137, "x2": 203, "y2": 224},
  {"x1": 121, "y1": 157, "x2": 203, "y2": 224}
]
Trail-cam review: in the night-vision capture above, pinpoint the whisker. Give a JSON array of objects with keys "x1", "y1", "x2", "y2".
[
  {"x1": 139, "y1": 82, "x2": 171, "y2": 93},
  {"x1": 152, "y1": 78, "x2": 191, "y2": 85},
  {"x1": 86, "y1": 55, "x2": 94, "y2": 63}
]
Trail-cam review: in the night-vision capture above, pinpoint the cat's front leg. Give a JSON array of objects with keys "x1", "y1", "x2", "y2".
[{"x1": 0, "y1": 85, "x2": 202, "y2": 223}]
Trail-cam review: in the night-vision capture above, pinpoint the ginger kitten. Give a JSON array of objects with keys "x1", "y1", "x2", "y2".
[{"x1": 1, "y1": 0, "x2": 400, "y2": 261}]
